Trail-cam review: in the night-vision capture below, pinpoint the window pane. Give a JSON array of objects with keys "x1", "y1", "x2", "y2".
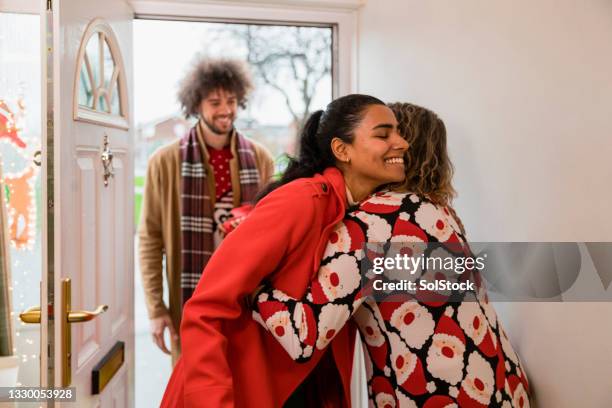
[
  {"x1": 102, "y1": 39, "x2": 115, "y2": 91},
  {"x1": 78, "y1": 62, "x2": 94, "y2": 107},
  {"x1": 110, "y1": 81, "x2": 120, "y2": 115},
  {"x1": 85, "y1": 32, "x2": 100, "y2": 100},
  {"x1": 98, "y1": 93, "x2": 108, "y2": 113}
]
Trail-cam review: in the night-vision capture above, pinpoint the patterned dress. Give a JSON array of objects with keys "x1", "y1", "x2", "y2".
[{"x1": 253, "y1": 191, "x2": 531, "y2": 408}]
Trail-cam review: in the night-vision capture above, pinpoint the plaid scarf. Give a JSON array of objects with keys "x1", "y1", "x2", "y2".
[{"x1": 180, "y1": 121, "x2": 260, "y2": 304}]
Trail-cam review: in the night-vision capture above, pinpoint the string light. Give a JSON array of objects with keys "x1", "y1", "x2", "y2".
[{"x1": 3, "y1": 163, "x2": 39, "y2": 250}]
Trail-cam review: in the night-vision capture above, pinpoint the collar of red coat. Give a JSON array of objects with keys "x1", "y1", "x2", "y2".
[
  {"x1": 309, "y1": 167, "x2": 348, "y2": 276},
  {"x1": 321, "y1": 166, "x2": 348, "y2": 208}
]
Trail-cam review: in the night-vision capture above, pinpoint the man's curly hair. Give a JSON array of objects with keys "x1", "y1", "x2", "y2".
[{"x1": 177, "y1": 57, "x2": 253, "y2": 118}]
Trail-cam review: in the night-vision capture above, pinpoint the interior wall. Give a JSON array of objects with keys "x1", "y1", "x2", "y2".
[
  {"x1": 357, "y1": 1, "x2": 612, "y2": 407},
  {"x1": 358, "y1": 0, "x2": 612, "y2": 241}
]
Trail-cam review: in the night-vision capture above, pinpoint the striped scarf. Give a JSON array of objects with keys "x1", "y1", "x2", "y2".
[{"x1": 180, "y1": 121, "x2": 260, "y2": 304}]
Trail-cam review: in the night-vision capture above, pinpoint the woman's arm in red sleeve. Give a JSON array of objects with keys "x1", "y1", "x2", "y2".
[{"x1": 180, "y1": 184, "x2": 317, "y2": 407}]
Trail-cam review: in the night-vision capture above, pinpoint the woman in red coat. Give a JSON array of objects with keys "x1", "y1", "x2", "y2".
[{"x1": 161, "y1": 94, "x2": 409, "y2": 407}]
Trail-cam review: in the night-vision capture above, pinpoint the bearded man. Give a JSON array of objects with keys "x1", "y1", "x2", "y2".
[{"x1": 138, "y1": 58, "x2": 274, "y2": 363}]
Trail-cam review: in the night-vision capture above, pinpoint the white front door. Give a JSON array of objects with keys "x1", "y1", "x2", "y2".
[{"x1": 44, "y1": 0, "x2": 134, "y2": 405}]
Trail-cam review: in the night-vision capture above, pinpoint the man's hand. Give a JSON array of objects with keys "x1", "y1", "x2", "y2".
[
  {"x1": 218, "y1": 215, "x2": 247, "y2": 237},
  {"x1": 150, "y1": 312, "x2": 179, "y2": 355}
]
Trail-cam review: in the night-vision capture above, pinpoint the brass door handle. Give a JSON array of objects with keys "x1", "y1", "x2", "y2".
[
  {"x1": 19, "y1": 280, "x2": 109, "y2": 387},
  {"x1": 19, "y1": 305, "x2": 108, "y2": 324},
  {"x1": 67, "y1": 305, "x2": 108, "y2": 323},
  {"x1": 19, "y1": 306, "x2": 41, "y2": 324},
  {"x1": 61, "y1": 279, "x2": 109, "y2": 386}
]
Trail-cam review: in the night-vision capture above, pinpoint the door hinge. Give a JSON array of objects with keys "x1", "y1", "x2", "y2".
[{"x1": 47, "y1": 0, "x2": 52, "y2": 11}]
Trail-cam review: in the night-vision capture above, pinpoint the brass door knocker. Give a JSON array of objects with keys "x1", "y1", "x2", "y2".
[{"x1": 101, "y1": 134, "x2": 114, "y2": 187}]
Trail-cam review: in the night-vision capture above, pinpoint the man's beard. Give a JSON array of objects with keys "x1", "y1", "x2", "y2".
[{"x1": 202, "y1": 116, "x2": 234, "y2": 136}]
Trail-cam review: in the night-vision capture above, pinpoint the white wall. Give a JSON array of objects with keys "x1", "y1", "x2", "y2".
[
  {"x1": 358, "y1": 1, "x2": 612, "y2": 406},
  {"x1": 358, "y1": 0, "x2": 612, "y2": 241}
]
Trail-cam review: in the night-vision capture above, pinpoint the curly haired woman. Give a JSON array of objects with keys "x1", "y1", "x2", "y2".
[{"x1": 253, "y1": 103, "x2": 532, "y2": 408}]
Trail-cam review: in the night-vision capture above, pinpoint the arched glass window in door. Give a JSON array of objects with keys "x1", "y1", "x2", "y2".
[{"x1": 73, "y1": 18, "x2": 129, "y2": 129}]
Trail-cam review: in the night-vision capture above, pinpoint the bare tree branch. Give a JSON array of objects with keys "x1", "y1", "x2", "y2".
[{"x1": 218, "y1": 25, "x2": 332, "y2": 130}]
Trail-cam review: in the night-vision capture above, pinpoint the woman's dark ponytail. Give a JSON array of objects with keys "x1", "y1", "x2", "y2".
[
  {"x1": 294, "y1": 109, "x2": 326, "y2": 176},
  {"x1": 256, "y1": 94, "x2": 385, "y2": 201}
]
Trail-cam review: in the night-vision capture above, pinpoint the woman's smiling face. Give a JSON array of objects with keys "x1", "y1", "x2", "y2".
[{"x1": 342, "y1": 104, "x2": 409, "y2": 189}]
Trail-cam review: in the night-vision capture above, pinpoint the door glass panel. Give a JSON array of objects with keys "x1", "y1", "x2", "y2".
[
  {"x1": 98, "y1": 92, "x2": 108, "y2": 113},
  {"x1": 85, "y1": 33, "x2": 101, "y2": 108},
  {"x1": 76, "y1": 23, "x2": 127, "y2": 126},
  {"x1": 110, "y1": 81, "x2": 120, "y2": 115},
  {"x1": 78, "y1": 62, "x2": 94, "y2": 108},
  {"x1": 80, "y1": 31, "x2": 122, "y2": 114},
  {"x1": 0, "y1": 12, "x2": 42, "y2": 387},
  {"x1": 102, "y1": 40, "x2": 114, "y2": 90}
]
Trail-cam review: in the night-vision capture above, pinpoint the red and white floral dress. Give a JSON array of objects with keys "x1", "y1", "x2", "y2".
[{"x1": 253, "y1": 191, "x2": 531, "y2": 408}]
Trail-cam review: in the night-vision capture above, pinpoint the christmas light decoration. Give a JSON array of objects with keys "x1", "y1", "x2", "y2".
[
  {"x1": 3, "y1": 165, "x2": 38, "y2": 250},
  {"x1": 0, "y1": 98, "x2": 26, "y2": 149}
]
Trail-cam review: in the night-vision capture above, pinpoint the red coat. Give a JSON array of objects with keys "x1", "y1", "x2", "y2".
[{"x1": 161, "y1": 167, "x2": 357, "y2": 408}]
